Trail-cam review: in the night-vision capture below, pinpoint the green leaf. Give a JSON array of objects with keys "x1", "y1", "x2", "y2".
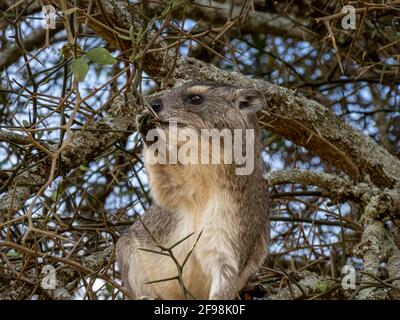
[
  {"x1": 129, "y1": 25, "x2": 135, "y2": 38},
  {"x1": 37, "y1": 131, "x2": 44, "y2": 139},
  {"x1": 22, "y1": 120, "x2": 30, "y2": 127},
  {"x1": 85, "y1": 47, "x2": 116, "y2": 65},
  {"x1": 3, "y1": 12, "x2": 15, "y2": 18},
  {"x1": 71, "y1": 58, "x2": 89, "y2": 82},
  {"x1": 133, "y1": 132, "x2": 139, "y2": 145},
  {"x1": 105, "y1": 283, "x2": 113, "y2": 294},
  {"x1": 118, "y1": 34, "x2": 132, "y2": 41},
  {"x1": 6, "y1": 251, "x2": 19, "y2": 257},
  {"x1": 316, "y1": 282, "x2": 330, "y2": 293},
  {"x1": 64, "y1": 7, "x2": 78, "y2": 16},
  {"x1": 51, "y1": 189, "x2": 58, "y2": 201},
  {"x1": 161, "y1": 0, "x2": 184, "y2": 17}
]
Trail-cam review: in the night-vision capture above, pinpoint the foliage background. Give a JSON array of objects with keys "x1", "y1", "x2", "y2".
[{"x1": 0, "y1": 0, "x2": 399, "y2": 299}]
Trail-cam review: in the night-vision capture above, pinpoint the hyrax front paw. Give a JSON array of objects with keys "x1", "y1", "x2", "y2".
[{"x1": 136, "y1": 110, "x2": 159, "y2": 145}]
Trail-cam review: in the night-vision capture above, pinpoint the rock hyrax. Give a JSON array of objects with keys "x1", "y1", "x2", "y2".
[{"x1": 117, "y1": 81, "x2": 269, "y2": 299}]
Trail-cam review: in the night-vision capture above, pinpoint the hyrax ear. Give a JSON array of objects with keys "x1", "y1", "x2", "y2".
[{"x1": 234, "y1": 88, "x2": 264, "y2": 113}]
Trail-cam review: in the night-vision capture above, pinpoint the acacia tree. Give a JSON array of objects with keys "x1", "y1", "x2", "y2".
[{"x1": 0, "y1": 0, "x2": 399, "y2": 300}]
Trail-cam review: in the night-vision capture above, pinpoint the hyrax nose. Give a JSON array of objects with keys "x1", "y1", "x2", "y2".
[{"x1": 150, "y1": 98, "x2": 163, "y2": 112}]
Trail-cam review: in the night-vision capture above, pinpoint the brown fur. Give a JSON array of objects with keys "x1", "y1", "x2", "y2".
[{"x1": 117, "y1": 81, "x2": 270, "y2": 299}]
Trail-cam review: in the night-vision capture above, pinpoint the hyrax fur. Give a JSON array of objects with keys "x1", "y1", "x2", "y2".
[{"x1": 117, "y1": 81, "x2": 270, "y2": 300}]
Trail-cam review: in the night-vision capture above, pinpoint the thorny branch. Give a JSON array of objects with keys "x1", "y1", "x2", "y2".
[{"x1": 0, "y1": 0, "x2": 400, "y2": 300}]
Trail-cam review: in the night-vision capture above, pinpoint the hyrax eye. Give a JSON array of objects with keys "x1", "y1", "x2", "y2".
[{"x1": 187, "y1": 95, "x2": 204, "y2": 105}]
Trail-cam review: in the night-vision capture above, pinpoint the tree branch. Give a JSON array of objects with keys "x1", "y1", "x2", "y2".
[
  {"x1": 0, "y1": 94, "x2": 141, "y2": 218},
  {"x1": 0, "y1": 26, "x2": 63, "y2": 70}
]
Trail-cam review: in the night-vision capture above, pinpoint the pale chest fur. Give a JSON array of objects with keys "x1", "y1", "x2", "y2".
[
  {"x1": 143, "y1": 157, "x2": 247, "y2": 298},
  {"x1": 176, "y1": 190, "x2": 240, "y2": 276},
  {"x1": 139, "y1": 191, "x2": 240, "y2": 299}
]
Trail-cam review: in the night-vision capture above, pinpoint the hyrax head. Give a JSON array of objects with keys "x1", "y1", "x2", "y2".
[{"x1": 139, "y1": 81, "x2": 264, "y2": 135}]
